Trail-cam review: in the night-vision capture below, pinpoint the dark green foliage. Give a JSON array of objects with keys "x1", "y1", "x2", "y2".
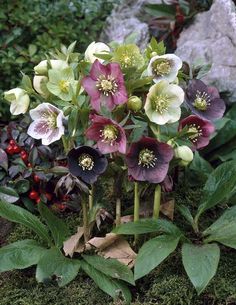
[{"x1": 0, "y1": 0, "x2": 114, "y2": 120}]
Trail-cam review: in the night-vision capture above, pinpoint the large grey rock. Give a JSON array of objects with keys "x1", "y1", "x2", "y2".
[{"x1": 175, "y1": 0, "x2": 236, "y2": 102}]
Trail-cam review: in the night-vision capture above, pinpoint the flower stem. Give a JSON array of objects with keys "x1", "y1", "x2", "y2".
[
  {"x1": 134, "y1": 182, "x2": 140, "y2": 244},
  {"x1": 81, "y1": 196, "x2": 89, "y2": 242},
  {"x1": 116, "y1": 197, "x2": 121, "y2": 227},
  {"x1": 89, "y1": 185, "x2": 94, "y2": 210},
  {"x1": 153, "y1": 184, "x2": 161, "y2": 220}
]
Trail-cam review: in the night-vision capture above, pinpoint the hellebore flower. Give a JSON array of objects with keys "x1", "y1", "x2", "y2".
[
  {"x1": 179, "y1": 115, "x2": 215, "y2": 150},
  {"x1": 185, "y1": 79, "x2": 225, "y2": 121},
  {"x1": 27, "y1": 103, "x2": 65, "y2": 145},
  {"x1": 82, "y1": 60, "x2": 128, "y2": 112},
  {"x1": 34, "y1": 59, "x2": 68, "y2": 75},
  {"x1": 33, "y1": 75, "x2": 50, "y2": 98},
  {"x1": 147, "y1": 54, "x2": 182, "y2": 83},
  {"x1": 144, "y1": 80, "x2": 184, "y2": 125},
  {"x1": 174, "y1": 145, "x2": 193, "y2": 166},
  {"x1": 67, "y1": 146, "x2": 108, "y2": 184},
  {"x1": 127, "y1": 96, "x2": 143, "y2": 112},
  {"x1": 4, "y1": 88, "x2": 30, "y2": 115},
  {"x1": 126, "y1": 137, "x2": 173, "y2": 183},
  {"x1": 85, "y1": 41, "x2": 110, "y2": 63},
  {"x1": 47, "y1": 67, "x2": 78, "y2": 101},
  {"x1": 85, "y1": 114, "x2": 127, "y2": 154},
  {"x1": 112, "y1": 44, "x2": 144, "y2": 70}
]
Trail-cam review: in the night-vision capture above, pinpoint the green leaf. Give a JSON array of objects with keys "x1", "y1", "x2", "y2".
[
  {"x1": 113, "y1": 218, "x2": 182, "y2": 237},
  {"x1": 0, "y1": 239, "x2": 46, "y2": 272},
  {"x1": 0, "y1": 201, "x2": 51, "y2": 245},
  {"x1": 36, "y1": 247, "x2": 80, "y2": 287},
  {"x1": 203, "y1": 205, "x2": 236, "y2": 248},
  {"x1": 189, "y1": 152, "x2": 213, "y2": 178},
  {"x1": 196, "y1": 161, "x2": 236, "y2": 218},
  {"x1": 81, "y1": 261, "x2": 131, "y2": 304},
  {"x1": 0, "y1": 186, "x2": 19, "y2": 203},
  {"x1": 177, "y1": 204, "x2": 194, "y2": 226},
  {"x1": 21, "y1": 73, "x2": 33, "y2": 92},
  {"x1": 128, "y1": 77, "x2": 153, "y2": 91},
  {"x1": 82, "y1": 254, "x2": 135, "y2": 285},
  {"x1": 145, "y1": 4, "x2": 175, "y2": 19},
  {"x1": 68, "y1": 107, "x2": 79, "y2": 137},
  {"x1": 0, "y1": 148, "x2": 8, "y2": 171},
  {"x1": 38, "y1": 203, "x2": 70, "y2": 248},
  {"x1": 15, "y1": 179, "x2": 30, "y2": 194},
  {"x1": 135, "y1": 235, "x2": 180, "y2": 280},
  {"x1": 182, "y1": 243, "x2": 220, "y2": 295}
]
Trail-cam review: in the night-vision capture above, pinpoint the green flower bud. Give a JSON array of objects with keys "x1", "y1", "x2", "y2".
[
  {"x1": 127, "y1": 96, "x2": 142, "y2": 112},
  {"x1": 174, "y1": 145, "x2": 193, "y2": 166}
]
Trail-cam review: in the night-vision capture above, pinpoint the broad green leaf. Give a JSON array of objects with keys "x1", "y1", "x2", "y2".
[
  {"x1": 36, "y1": 247, "x2": 80, "y2": 287},
  {"x1": 82, "y1": 254, "x2": 135, "y2": 285},
  {"x1": 203, "y1": 205, "x2": 236, "y2": 248},
  {"x1": 0, "y1": 148, "x2": 8, "y2": 171},
  {"x1": 145, "y1": 4, "x2": 175, "y2": 19},
  {"x1": 196, "y1": 161, "x2": 236, "y2": 218},
  {"x1": 182, "y1": 243, "x2": 220, "y2": 295},
  {"x1": 128, "y1": 77, "x2": 153, "y2": 90},
  {"x1": 177, "y1": 205, "x2": 194, "y2": 226},
  {"x1": 0, "y1": 239, "x2": 46, "y2": 272},
  {"x1": 81, "y1": 261, "x2": 131, "y2": 304},
  {"x1": 0, "y1": 201, "x2": 51, "y2": 245},
  {"x1": 134, "y1": 235, "x2": 180, "y2": 280},
  {"x1": 113, "y1": 218, "x2": 182, "y2": 237},
  {"x1": 38, "y1": 203, "x2": 70, "y2": 248},
  {"x1": 0, "y1": 186, "x2": 19, "y2": 203},
  {"x1": 189, "y1": 152, "x2": 213, "y2": 177},
  {"x1": 15, "y1": 179, "x2": 30, "y2": 194}
]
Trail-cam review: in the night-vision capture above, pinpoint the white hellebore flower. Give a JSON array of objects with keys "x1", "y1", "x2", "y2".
[
  {"x1": 27, "y1": 103, "x2": 65, "y2": 145},
  {"x1": 174, "y1": 145, "x2": 193, "y2": 166},
  {"x1": 33, "y1": 75, "x2": 50, "y2": 98},
  {"x1": 34, "y1": 59, "x2": 69, "y2": 75},
  {"x1": 144, "y1": 80, "x2": 184, "y2": 125},
  {"x1": 147, "y1": 54, "x2": 182, "y2": 83},
  {"x1": 84, "y1": 41, "x2": 110, "y2": 63},
  {"x1": 4, "y1": 88, "x2": 30, "y2": 115}
]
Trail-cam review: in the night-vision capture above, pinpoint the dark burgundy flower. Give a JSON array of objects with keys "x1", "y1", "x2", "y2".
[
  {"x1": 179, "y1": 115, "x2": 215, "y2": 150},
  {"x1": 126, "y1": 137, "x2": 173, "y2": 183},
  {"x1": 82, "y1": 60, "x2": 128, "y2": 112},
  {"x1": 85, "y1": 114, "x2": 127, "y2": 154},
  {"x1": 67, "y1": 146, "x2": 108, "y2": 184},
  {"x1": 185, "y1": 79, "x2": 225, "y2": 121}
]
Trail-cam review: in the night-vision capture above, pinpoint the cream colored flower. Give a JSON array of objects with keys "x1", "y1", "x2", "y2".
[
  {"x1": 33, "y1": 75, "x2": 50, "y2": 98},
  {"x1": 174, "y1": 145, "x2": 193, "y2": 166},
  {"x1": 144, "y1": 80, "x2": 184, "y2": 125},
  {"x1": 34, "y1": 59, "x2": 68, "y2": 75},
  {"x1": 4, "y1": 88, "x2": 30, "y2": 115},
  {"x1": 85, "y1": 41, "x2": 110, "y2": 63}
]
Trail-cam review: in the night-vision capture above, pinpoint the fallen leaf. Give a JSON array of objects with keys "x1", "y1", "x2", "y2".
[
  {"x1": 63, "y1": 226, "x2": 84, "y2": 257},
  {"x1": 160, "y1": 199, "x2": 175, "y2": 220},
  {"x1": 84, "y1": 233, "x2": 119, "y2": 251}
]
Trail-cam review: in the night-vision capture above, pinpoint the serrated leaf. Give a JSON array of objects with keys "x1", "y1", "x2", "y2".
[
  {"x1": 135, "y1": 235, "x2": 179, "y2": 280},
  {"x1": 0, "y1": 186, "x2": 19, "y2": 203},
  {"x1": 182, "y1": 243, "x2": 220, "y2": 295}
]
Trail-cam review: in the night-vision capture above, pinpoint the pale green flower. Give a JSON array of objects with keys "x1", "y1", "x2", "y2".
[
  {"x1": 4, "y1": 88, "x2": 30, "y2": 115},
  {"x1": 113, "y1": 44, "x2": 144, "y2": 69},
  {"x1": 144, "y1": 80, "x2": 184, "y2": 125},
  {"x1": 85, "y1": 41, "x2": 110, "y2": 63},
  {"x1": 47, "y1": 67, "x2": 78, "y2": 101},
  {"x1": 33, "y1": 75, "x2": 50, "y2": 98},
  {"x1": 34, "y1": 59, "x2": 68, "y2": 75},
  {"x1": 175, "y1": 145, "x2": 193, "y2": 166}
]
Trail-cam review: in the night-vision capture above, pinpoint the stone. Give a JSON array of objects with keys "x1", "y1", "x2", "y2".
[{"x1": 175, "y1": 0, "x2": 236, "y2": 102}]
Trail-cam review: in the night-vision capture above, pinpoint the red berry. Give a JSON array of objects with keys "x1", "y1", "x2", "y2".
[
  {"x1": 13, "y1": 145, "x2": 21, "y2": 153},
  {"x1": 29, "y1": 190, "x2": 39, "y2": 200},
  {"x1": 6, "y1": 145, "x2": 14, "y2": 155},
  {"x1": 45, "y1": 193, "x2": 52, "y2": 201},
  {"x1": 35, "y1": 197, "x2": 41, "y2": 204},
  {"x1": 20, "y1": 150, "x2": 28, "y2": 162},
  {"x1": 27, "y1": 162, "x2": 32, "y2": 168},
  {"x1": 33, "y1": 175, "x2": 40, "y2": 183},
  {"x1": 9, "y1": 139, "x2": 15, "y2": 146}
]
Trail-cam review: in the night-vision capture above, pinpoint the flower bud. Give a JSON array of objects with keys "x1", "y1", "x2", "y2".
[
  {"x1": 127, "y1": 96, "x2": 142, "y2": 112},
  {"x1": 85, "y1": 41, "x2": 110, "y2": 63},
  {"x1": 174, "y1": 145, "x2": 193, "y2": 166},
  {"x1": 33, "y1": 75, "x2": 50, "y2": 97},
  {"x1": 4, "y1": 88, "x2": 30, "y2": 115},
  {"x1": 34, "y1": 59, "x2": 68, "y2": 75}
]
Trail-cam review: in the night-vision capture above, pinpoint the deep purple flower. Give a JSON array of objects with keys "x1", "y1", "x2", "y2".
[
  {"x1": 185, "y1": 79, "x2": 225, "y2": 121},
  {"x1": 126, "y1": 137, "x2": 174, "y2": 183},
  {"x1": 85, "y1": 114, "x2": 127, "y2": 154},
  {"x1": 67, "y1": 146, "x2": 108, "y2": 184},
  {"x1": 179, "y1": 115, "x2": 215, "y2": 150},
  {"x1": 82, "y1": 60, "x2": 128, "y2": 112}
]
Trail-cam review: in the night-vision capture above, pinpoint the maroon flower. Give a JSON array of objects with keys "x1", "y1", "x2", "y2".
[
  {"x1": 126, "y1": 137, "x2": 174, "y2": 183},
  {"x1": 82, "y1": 60, "x2": 128, "y2": 112},
  {"x1": 185, "y1": 79, "x2": 225, "y2": 121},
  {"x1": 85, "y1": 114, "x2": 127, "y2": 154},
  {"x1": 179, "y1": 115, "x2": 215, "y2": 150}
]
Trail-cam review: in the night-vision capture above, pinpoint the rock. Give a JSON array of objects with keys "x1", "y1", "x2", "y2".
[{"x1": 175, "y1": 0, "x2": 236, "y2": 102}]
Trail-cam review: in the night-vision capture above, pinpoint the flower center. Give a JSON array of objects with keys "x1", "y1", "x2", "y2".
[
  {"x1": 42, "y1": 112, "x2": 57, "y2": 128},
  {"x1": 193, "y1": 91, "x2": 210, "y2": 111},
  {"x1": 138, "y1": 148, "x2": 157, "y2": 168},
  {"x1": 96, "y1": 75, "x2": 118, "y2": 96},
  {"x1": 59, "y1": 80, "x2": 69, "y2": 93},
  {"x1": 100, "y1": 124, "x2": 118, "y2": 146},
  {"x1": 152, "y1": 59, "x2": 171, "y2": 76},
  {"x1": 187, "y1": 124, "x2": 203, "y2": 143},
  {"x1": 152, "y1": 95, "x2": 169, "y2": 114},
  {"x1": 120, "y1": 53, "x2": 135, "y2": 68},
  {"x1": 78, "y1": 153, "x2": 94, "y2": 171}
]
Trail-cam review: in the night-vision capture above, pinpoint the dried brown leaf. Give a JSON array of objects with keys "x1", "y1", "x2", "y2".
[
  {"x1": 63, "y1": 226, "x2": 84, "y2": 257},
  {"x1": 160, "y1": 199, "x2": 175, "y2": 220}
]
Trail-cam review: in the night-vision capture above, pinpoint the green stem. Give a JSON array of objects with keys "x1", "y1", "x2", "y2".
[
  {"x1": 156, "y1": 125, "x2": 160, "y2": 141},
  {"x1": 134, "y1": 182, "x2": 140, "y2": 222},
  {"x1": 116, "y1": 198, "x2": 121, "y2": 227},
  {"x1": 62, "y1": 135, "x2": 68, "y2": 154},
  {"x1": 153, "y1": 184, "x2": 161, "y2": 220},
  {"x1": 81, "y1": 196, "x2": 89, "y2": 242},
  {"x1": 89, "y1": 185, "x2": 94, "y2": 210}
]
